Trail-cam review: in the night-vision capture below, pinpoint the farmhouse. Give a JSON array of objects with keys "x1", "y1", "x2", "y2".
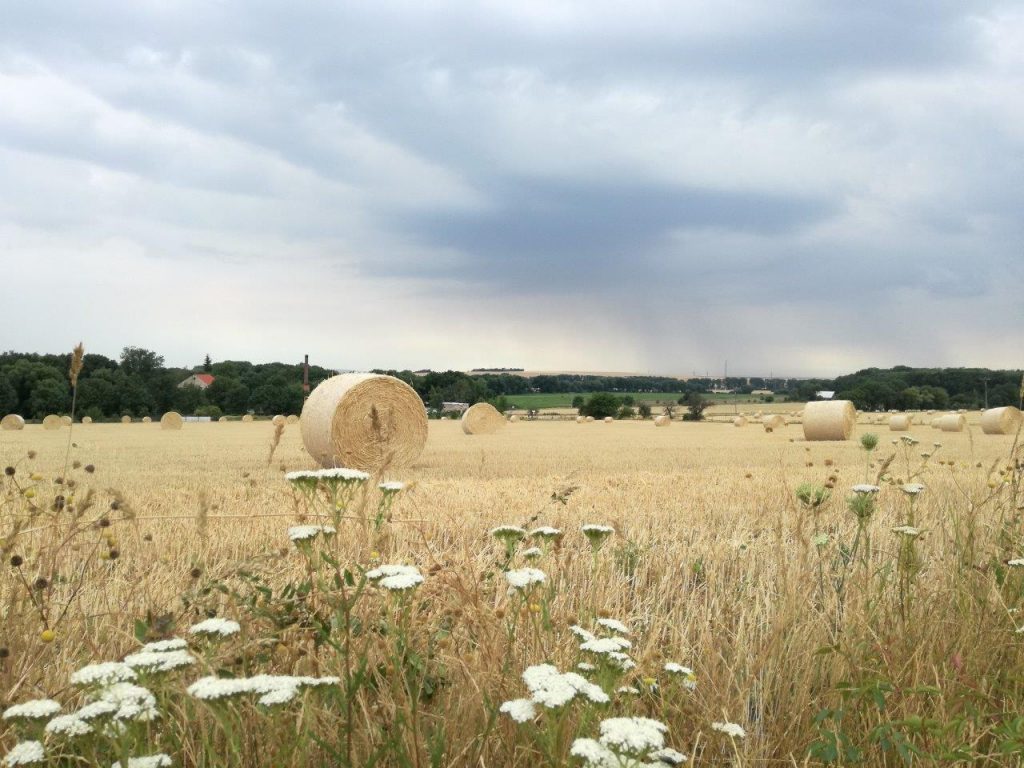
[
  {"x1": 815, "y1": 390, "x2": 836, "y2": 400},
  {"x1": 179, "y1": 373, "x2": 216, "y2": 389}
]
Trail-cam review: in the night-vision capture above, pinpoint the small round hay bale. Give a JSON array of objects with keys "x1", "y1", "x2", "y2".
[
  {"x1": 81, "y1": 415, "x2": 92, "y2": 425},
  {"x1": 60, "y1": 415, "x2": 72, "y2": 426},
  {"x1": 142, "y1": 416, "x2": 152, "y2": 424},
  {"x1": 763, "y1": 414, "x2": 786, "y2": 430},
  {"x1": 576, "y1": 416, "x2": 585, "y2": 423},
  {"x1": 937, "y1": 413, "x2": 966, "y2": 432},
  {"x1": 585, "y1": 416, "x2": 595, "y2": 422},
  {"x1": 509, "y1": 415, "x2": 519, "y2": 423},
  {"x1": 603, "y1": 416, "x2": 613, "y2": 423},
  {"x1": 957, "y1": 408, "x2": 967, "y2": 414},
  {"x1": 733, "y1": 416, "x2": 747, "y2": 427},
  {"x1": 241, "y1": 414, "x2": 254, "y2": 423},
  {"x1": 889, "y1": 415, "x2": 912, "y2": 431},
  {"x1": 1, "y1": 414, "x2": 25, "y2": 431},
  {"x1": 272, "y1": 414, "x2": 286, "y2": 427},
  {"x1": 300, "y1": 373, "x2": 428, "y2": 471},
  {"x1": 461, "y1": 403, "x2": 506, "y2": 435},
  {"x1": 803, "y1": 400, "x2": 856, "y2": 441},
  {"x1": 654, "y1": 415, "x2": 670, "y2": 427},
  {"x1": 286, "y1": 415, "x2": 299, "y2": 425},
  {"x1": 981, "y1": 406, "x2": 1022, "y2": 435},
  {"x1": 160, "y1": 411, "x2": 184, "y2": 431},
  {"x1": 754, "y1": 411, "x2": 763, "y2": 419},
  {"x1": 930, "y1": 417, "x2": 942, "y2": 429},
  {"x1": 43, "y1": 414, "x2": 62, "y2": 430},
  {"x1": 218, "y1": 416, "x2": 228, "y2": 423}
]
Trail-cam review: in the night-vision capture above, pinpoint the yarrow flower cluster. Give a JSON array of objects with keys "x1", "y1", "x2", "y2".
[
  {"x1": 378, "y1": 481, "x2": 405, "y2": 493},
  {"x1": 189, "y1": 618, "x2": 241, "y2": 638},
  {"x1": 522, "y1": 546, "x2": 542, "y2": 559},
  {"x1": 187, "y1": 674, "x2": 339, "y2": 706},
  {"x1": 582, "y1": 524, "x2": 615, "y2": 551},
  {"x1": 123, "y1": 649, "x2": 196, "y2": 673},
  {"x1": 2, "y1": 740, "x2": 45, "y2": 766},
  {"x1": 530, "y1": 526, "x2": 563, "y2": 540},
  {"x1": 711, "y1": 721, "x2": 746, "y2": 739},
  {"x1": 366, "y1": 564, "x2": 424, "y2": 591},
  {"x1": 70, "y1": 662, "x2": 136, "y2": 687},
  {"x1": 596, "y1": 618, "x2": 629, "y2": 635},
  {"x1": 287, "y1": 524, "x2": 337, "y2": 542},
  {"x1": 505, "y1": 567, "x2": 546, "y2": 591},
  {"x1": 664, "y1": 663, "x2": 697, "y2": 690},
  {"x1": 2, "y1": 700, "x2": 61, "y2": 721},
  {"x1": 43, "y1": 714, "x2": 92, "y2": 737},
  {"x1": 851, "y1": 484, "x2": 881, "y2": 494},
  {"x1": 571, "y1": 717, "x2": 683, "y2": 766},
  {"x1": 498, "y1": 663, "x2": 609, "y2": 719},
  {"x1": 901, "y1": 483, "x2": 925, "y2": 495},
  {"x1": 891, "y1": 525, "x2": 922, "y2": 538},
  {"x1": 111, "y1": 755, "x2": 173, "y2": 768}
]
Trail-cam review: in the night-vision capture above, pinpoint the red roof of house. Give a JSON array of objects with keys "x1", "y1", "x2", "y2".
[{"x1": 195, "y1": 374, "x2": 215, "y2": 385}]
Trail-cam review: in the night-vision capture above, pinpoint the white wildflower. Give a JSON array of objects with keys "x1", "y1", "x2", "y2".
[
  {"x1": 123, "y1": 650, "x2": 195, "y2": 673},
  {"x1": 140, "y1": 639, "x2": 187, "y2": 653},
  {"x1": 2, "y1": 740, "x2": 45, "y2": 766},
  {"x1": 577, "y1": 662, "x2": 596, "y2": 672},
  {"x1": 499, "y1": 698, "x2": 536, "y2": 723},
  {"x1": 44, "y1": 715, "x2": 92, "y2": 737},
  {"x1": 570, "y1": 625, "x2": 597, "y2": 642},
  {"x1": 851, "y1": 484, "x2": 880, "y2": 494},
  {"x1": 530, "y1": 526, "x2": 562, "y2": 539},
  {"x1": 901, "y1": 483, "x2": 925, "y2": 495},
  {"x1": 596, "y1": 618, "x2": 629, "y2": 635},
  {"x1": 111, "y1": 756, "x2": 172, "y2": 768},
  {"x1": 258, "y1": 688, "x2": 298, "y2": 706},
  {"x1": 570, "y1": 738, "x2": 617, "y2": 767},
  {"x1": 505, "y1": 568, "x2": 546, "y2": 590},
  {"x1": 2, "y1": 700, "x2": 61, "y2": 721},
  {"x1": 580, "y1": 637, "x2": 632, "y2": 654},
  {"x1": 379, "y1": 481, "x2": 405, "y2": 492},
  {"x1": 606, "y1": 651, "x2": 636, "y2": 671},
  {"x1": 490, "y1": 525, "x2": 527, "y2": 542},
  {"x1": 288, "y1": 525, "x2": 324, "y2": 542},
  {"x1": 74, "y1": 701, "x2": 118, "y2": 720},
  {"x1": 316, "y1": 467, "x2": 370, "y2": 482},
  {"x1": 617, "y1": 685, "x2": 640, "y2": 695},
  {"x1": 892, "y1": 525, "x2": 921, "y2": 537},
  {"x1": 522, "y1": 546, "x2": 542, "y2": 559},
  {"x1": 366, "y1": 564, "x2": 423, "y2": 591},
  {"x1": 711, "y1": 721, "x2": 746, "y2": 739},
  {"x1": 186, "y1": 677, "x2": 250, "y2": 701},
  {"x1": 664, "y1": 663, "x2": 697, "y2": 690},
  {"x1": 652, "y1": 747, "x2": 688, "y2": 764},
  {"x1": 813, "y1": 533, "x2": 830, "y2": 547},
  {"x1": 284, "y1": 470, "x2": 318, "y2": 483},
  {"x1": 522, "y1": 664, "x2": 609, "y2": 708},
  {"x1": 1008, "y1": 558, "x2": 1024, "y2": 567},
  {"x1": 599, "y1": 717, "x2": 668, "y2": 755},
  {"x1": 189, "y1": 618, "x2": 241, "y2": 637},
  {"x1": 71, "y1": 662, "x2": 136, "y2": 686},
  {"x1": 100, "y1": 683, "x2": 157, "y2": 721},
  {"x1": 582, "y1": 524, "x2": 614, "y2": 534}
]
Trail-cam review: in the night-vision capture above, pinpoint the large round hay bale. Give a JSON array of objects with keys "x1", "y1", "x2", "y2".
[
  {"x1": 763, "y1": 414, "x2": 786, "y2": 430},
  {"x1": 603, "y1": 416, "x2": 613, "y2": 423},
  {"x1": 272, "y1": 414, "x2": 286, "y2": 427},
  {"x1": 930, "y1": 417, "x2": 942, "y2": 429},
  {"x1": 300, "y1": 373, "x2": 428, "y2": 471},
  {"x1": 160, "y1": 411, "x2": 184, "y2": 431},
  {"x1": 43, "y1": 414, "x2": 62, "y2": 430},
  {"x1": 461, "y1": 403, "x2": 506, "y2": 435},
  {"x1": 654, "y1": 415, "x2": 670, "y2": 427},
  {"x1": 241, "y1": 414, "x2": 254, "y2": 423},
  {"x1": 889, "y1": 415, "x2": 912, "y2": 431},
  {"x1": 509, "y1": 415, "x2": 519, "y2": 423},
  {"x1": 981, "y1": 406, "x2": 1022, "y2": 435},
  {"x1": 81, "y1": 415, "x2": 92, "y2": 425},
  {"x1": 733, "y1": 416, "x2": 747, "y2": 427},
  {"x1": 121, "y1": 415, "x2": 132, "y2": 424},
  {"x1": 286, "y1": 415, "x2": 299, "y2": 425},
  {"x1": 60, "y1": 415, "x2": 72, "y2": 426},
  {"x1": 803, "y1": 400, "x2": 856, "y2": 441},
  {"x1": 218, "y1": 416, "x2": 228, "y2": 423},
  {"x1": 142, "y1": 416, "x2": 152, "y2": 424},
  {"x1": 576, "y1": 416, "x2": 585, "y2": 424},
  {"x1": 938, "y1": 413, "x2": 966, "y2": 432},
  {"x1": 1, "y1": 414, "x2": 25, "y2": 431},
  {"x1": 585, "y1": 416, "x2": 595, "y2": 423}
]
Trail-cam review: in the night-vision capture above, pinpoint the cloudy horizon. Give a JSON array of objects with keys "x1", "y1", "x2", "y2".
[{"x1": 1, "y1": 1, "x2": 1022, "y2": 377}]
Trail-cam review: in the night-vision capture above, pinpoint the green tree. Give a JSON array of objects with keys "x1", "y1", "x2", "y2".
[
  {"x1": 684, "y1": 392, "x2": 709, "y2": 421},
  {"x1": 120, "y1": 347, "x2": 164, "y2": 379},
  {"x1": 203, "y1": 354, "x2": 212, "y2": 373},
  {"x1": 638, "y1": 403, "x2": 652, "y2": 420},
  {"x1": 173, "y1": 383, "x2": 205, "y2": 415},
  {"x1": 0, "y1": 373, "x2": 17, "y2": 415},
  {"x1": 29, "y1": 378, "x2": 70, "y2": 417},
  {"x1": 617, "y1": 405, "x2": 636, "y2": 419},
  {"x1": 196, "y1": 404, "x2": 223, "y2": 419},
  {"x1": 581, "y1": 393, "x2": 622, "y2": 419},
  {"x1": 571, "y1": 395, "x2": 585, "y2": 411}
]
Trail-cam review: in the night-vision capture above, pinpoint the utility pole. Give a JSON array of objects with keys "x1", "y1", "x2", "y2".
[
  {"x1": 303, "y1": 354, "x2": 310, "y2": 398},
  {"x1": 982, "y1": 377, "x2": 990, "y2": 410}
]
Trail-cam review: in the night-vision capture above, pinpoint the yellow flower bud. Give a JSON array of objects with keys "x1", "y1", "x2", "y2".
[{"x1": 40, "y1": 629, "x2": 55, "y2": 643}]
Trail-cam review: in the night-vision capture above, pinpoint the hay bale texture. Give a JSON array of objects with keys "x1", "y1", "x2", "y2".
[
  {"x1": 241, "y1": 414, "x2": 254, "y2": 423},
  {"x1": 803, "y1": 400, "x2": 856, "y2": 441},
  {"x1": 1, "y1": 414, "x2": 25, "y2": 431},
  {"x1": 509, "y1": 415, "x2": 519, "y2": 423},
  {"x1": 981, "y1": 406, "x2": 1022, "y2": 435},
  {"x1": 60, "y1": 415, "x2": 72, "y2": 426},
  {"x1": 461, "y1": 403, "x2": 506, "y2": 435},
  {"x1": 576, "y1": 416, "x2": 585, "y2": 424},
  {"x1": 889, "y1": 415, "x2": 912, "y2": 431},
  {"x1": 938, "y1": 414, "x2": 966, "y2": 432},
  {"x1": 161, "y1": 412, "x2": 184, "y2": 431},
  {"x1": 762, "y1": 414, "x2": 786, "y2": 430},
  {"x1": 603, "y1": 416, "x2": 613, "y2": 423},
  {"x1": 219, "y1": 416, "x2": 228, "y2": 423},
  {"x1": 733, "y1": 416, "x2": 747, "y2": 427},
  {"x1": 272, "y1": 415, "x2": 286, "y2": 427},
  {"x1": 143, "y1": 416, "x2": 152, "y2": 424},
  {"x1": 121, "y1": 415, "x2": 132, "y2": 424},
  {"x1": 43, "y1": 415, "x2": 62, "y2": 430},
  {"x1": 654, "y1": 415, "x2": 670, "y2": 427},
  {"x1": 286, "y1": 415, "x2": 299, "y2": 425},
  {"x1": 300, "y1": 373, "x2": 428, "y2": 471},
  {"x1": 81, "y1": 415, "x2": 92, "y2": 424}
]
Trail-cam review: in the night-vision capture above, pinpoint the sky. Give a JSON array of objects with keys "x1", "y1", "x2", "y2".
[{"x1": 1, "y1": 1, "x2": 1022, "y2": 377}]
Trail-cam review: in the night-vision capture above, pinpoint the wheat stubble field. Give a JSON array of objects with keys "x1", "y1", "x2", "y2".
[{"x1": 2, "y1": 417, "x2": 1023, "y2": 766}]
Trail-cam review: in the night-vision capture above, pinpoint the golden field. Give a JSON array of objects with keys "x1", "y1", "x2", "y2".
[{"x1": 1, "y1": 416, "x2": 1022, "y2": 766}]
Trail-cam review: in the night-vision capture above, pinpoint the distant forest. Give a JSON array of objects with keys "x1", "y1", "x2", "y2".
[{"x1": 0, "y1": 347, "x2": 1019, "y2": 420}]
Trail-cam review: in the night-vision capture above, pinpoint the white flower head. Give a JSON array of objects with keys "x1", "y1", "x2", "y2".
[
  {"x1": 1008, "y1": 558, "x2": 1024, "y2": 567},
  {"x1": 2, "y1": 700, "x2": 61, "y2": 721},
  {"x1": 521, "y1": 664, "x2": 609, "y2": 708},
  {"x1": 652, "y1": 747, "x2": 688, "y2": 765},
  {"x1": 617, "y1": 685, "x2": 640, "y2": 695},
  {"x1": 140, "y1": 639, "x2": 187, "y2": 653},
  {"x1": 499, "y1": 698, "x2": 536, "y2": 723},
  {"x1": 74, "y1": 701, "x2": 118, "y2": 721},
  {"x1": 901, "y1": 483, "x2": 925, "y2": 495},
  {"x1": 891, "y1": 525, "x2": 921, "y2": 538},
  {"x1": 580, "y1": 637, "x2": 632, "y2": 654},
  {"x1": 596, "y1": 618, "x2": 629, "y2": 635},
  {"x1": 258, "y1": 688, "x2": 298, "y2": 707},
  {"x1": 490, "y1": 525, "x2": 527, "y2": 542},
  {"x1": 123, "y1": 649, "x2": 195, "y2": 673},
  {"x1": 2, "y1": 740, "x2": 45, "y2": 766},
  {"x1": 366, "y1": 564, "x2": 424, "y2": 591},
  {"x1": 664, "y1": 663, "x2": 697, "y2": 690},
  {"x1": 711, "y1": 721, "x2": 746, "y2": 739},
  {"x1": 599, "y1": 717, "x2": 668, "y2": 755},
  {"x1": 71, "y1": 662, "x2": 136, "y2": 687},
  {"x1": 570, "y1": 738, "x2": 617, "y2": 767},
  {"x1": 505, "y1": 567, "x2": 546, "y2": 590},
  {"x1": 43, "y1": 714, "x2": 92, "y2": 737},
  {"x1": 813, "y1": 533, "x2": 830, "y2": 547},
  {"x1": 522, "y1": 546, "x2": 542, "y2": 560},
  {"x1": 288, "y1": 525, "x2": 324, "y2": 542},
  {"x1": 378, "y1": 481, "x2": 405, "y2": 493},
  {"x1": 189, "y1": 618, "x2": 241, "y2": 637},
  {"x1": 577, "y1": 662, "x2": 596, "y2": 672},
  {"x1": 570, "y1": 625, "x2": 597, "y2": 643},
  {"x1": 530, "y1": 526, "x2": 563, "y2": 540},
  {"x1": 99, "y1": 683, "x2": 158, "y2": 721},
  {"x1": 316, "y1": 467, "x2": 370, "y2": 483},
  {"x1": 111, "y1": 756, "x2": 172, "y2": 768},
  {"x1": 851, "y1": 484, "x2": 881, "y2": 494}
]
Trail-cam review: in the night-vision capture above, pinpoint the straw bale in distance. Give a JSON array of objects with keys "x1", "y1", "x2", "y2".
[
  {"x1": 218, "y1": 416, "x2": 228, "y2": 423},
  {"x1": 803, "y1": 400, "x2": 856, "y2": 441},
  {"x1": 43, "y1": 414, "x2": 62, "y2": 430},
  {"x1": 272, "y1": 415, "x2": 286, "y2": 426},
  {"x1": 576, "y1": 416, "x2": 584, "y2": 423},
  {"x1": 585, "y1": 416, "x2": 595, "y2": 422},
  {"x1": 142, "y1": 416, "x2": 152, "y2": 424},
  {"x1": 462, "y1": 403, "x2": 506, "y2": 435},
  {"x1": 241, "y1": 414, "x2": 254, "y2": 423},
  {"x1": 654, "y1": 415, "x2": 670, "y2": 427},
  {"x1": 889, "y1": 415, "x2": 912, "y2": 431},
  {"x1": 81, "y1": 415, "x2": 92, "y2": 424},
  {"x1": 60, "y1": 415, "x2": 72, "y2": 426},
  {"x1": 301, "y1": 373, "x2": 428, "y2": 471},
  {"x1": 980, "y1": 406, "x2": 1022, "y2": 435},
  {"x1": 1, "y1": 414, "x2": 25, "y2": 431},
  {"x1": 733, "y1": 416, "x2": 747, "y2": 427},
  {"x1": 161, "y1": 411, "x2": 184, "y2": 431},
  {"x1": 937, "y1": 413, "x2": 966, "y2": 432},
  {"x1": 509, "y1": 415, "x2": 519, "y2": 423},
  {"x1": 286, "y1": 415, "x2": 299, "y2": 424},
  {"x1": 121, "y1": 415, "x2": 132, "y2": 424},
  {"x1": 762, "y1": 414, "x2": 786, "y2": 430},
  {"x1": 603, "y1": 416, "x2": 613, "y2": 423},
  {"x1": 930, "y1": 417, "x2": 942, "y2": 429}
]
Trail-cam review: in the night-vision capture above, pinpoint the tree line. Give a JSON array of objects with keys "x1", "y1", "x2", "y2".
[{"x1": 0, "y1": 346, "x2": 1019, "y2": 420}]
